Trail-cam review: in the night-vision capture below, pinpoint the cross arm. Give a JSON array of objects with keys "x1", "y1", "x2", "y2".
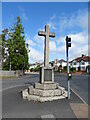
[
  {"x1": 38, "y1": 31, "x2": 46, "y2": 36},
  {"x1": 49, "y1": 32, "x2": 55, "y2": 38}
]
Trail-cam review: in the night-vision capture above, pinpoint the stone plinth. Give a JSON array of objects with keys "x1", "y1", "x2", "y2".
[{"x1": 22, "y1": 82, "x2": 67, "y2": 102}]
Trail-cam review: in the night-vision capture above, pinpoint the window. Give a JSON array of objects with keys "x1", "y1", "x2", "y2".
[
  {"x1": 80, "y1": 60, "x2": 85, "y2": 65},
  {"x1": 73, "y1": 62, "x2": 77, "y2": 65},
  {"x1": 81, "y1": 62, "x2": 85, "y2": 65},
  {"x1": 88, "y1": 61, "x2": 90, "y2": 64},
  {"x1": 81, "y1": 67, "x2": 85, "y2": 71}
]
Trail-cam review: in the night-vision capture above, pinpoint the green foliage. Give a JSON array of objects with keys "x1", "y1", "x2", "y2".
[
  {"x1": 30, "y1": 68, "x2": 34, "y2": 72},
  {"x1": 57, "y1": 67, "x2": 60, "y2": 72},
  {"x1": 33, "y1": 64, "x2": 40, "y2": 72},
  {"x1": 63, "y1": 66, "x2": 67, "y2": 71},
  {"x1": 2, "y1": 16, "x2": 29, "y2": 71},
  {"x1": 63, "y1": 66, "x2": 76, "y2": 72},
  {"x1": 70, "y1": 67, "x2": 76, "y2": 72},
  {"x1": 63, "y1": 66, "x2": 71, "y2": 72}
]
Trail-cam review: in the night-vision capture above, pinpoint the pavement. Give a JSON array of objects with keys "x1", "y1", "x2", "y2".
[{"x1": 1, "y1": 73, "x2": 89, "y2": 119}]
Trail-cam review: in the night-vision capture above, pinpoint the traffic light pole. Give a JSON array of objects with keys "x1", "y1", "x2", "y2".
[{"x1": 66, "y1": 43, "x2": 70, "y2": 99}]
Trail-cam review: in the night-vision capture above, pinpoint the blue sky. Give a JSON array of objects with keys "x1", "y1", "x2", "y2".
[{"x1": 2, "y1": 2, "x2": 88, "y2": 63}]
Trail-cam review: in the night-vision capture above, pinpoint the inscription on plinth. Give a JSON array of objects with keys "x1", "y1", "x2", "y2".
[
  {"x1": 40, "y1": 67, "x2": 54, "y2": 84},
  {"x1": 44, "y1": 69, "x2": 52, "y2": 81}
]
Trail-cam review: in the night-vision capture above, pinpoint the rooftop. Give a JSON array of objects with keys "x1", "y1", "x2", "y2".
[{"x1": 70, "y1": 55, "x2": 90, "y2": 63}]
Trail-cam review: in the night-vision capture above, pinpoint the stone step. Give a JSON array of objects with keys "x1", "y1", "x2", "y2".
[
  {"x1": 58, "y1": 86, "x2": 65, "y2": 94},
  {"x1": 27, "y1": 94, "x2": 66, "y2": 102},
  {"x1": 35, "y1": 82, "x2": 59, "y2": 90},
  {"x1": 63, "y1": 91, "x2": 68, "y2": 97},
  {"x1": 28, "y1": 86, "x2": 62, "y2": 97},
  {"x1": 22, "y1": 89, "x2": 28, "y2": 99}
]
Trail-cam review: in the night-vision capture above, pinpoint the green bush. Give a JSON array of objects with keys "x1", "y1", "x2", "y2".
[
  {"x1": 33, "y1": 64, "x2": 40, "y2": 72},
  {"x1": 70, "y1": 67, "x2": 76, "y2": 72},
  {"x1": 63, "y1": 66, "x2": 71, "y2": 72},
  {"x1": 30, "y1": 68, "x2": 34, "y2": 72}
]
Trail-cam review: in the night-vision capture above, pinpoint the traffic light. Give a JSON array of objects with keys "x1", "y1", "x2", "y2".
[
  {"x1": 65, "y1": 36, "x2": 72, "y2": 99},
  {"x1": 66, "y1": 36, "x2": 71, "y2": 48}
]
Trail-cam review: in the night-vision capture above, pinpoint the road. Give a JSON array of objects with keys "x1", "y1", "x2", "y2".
[
  {"x1": 1, "y1": 73, "x2": 89, "y2": 118},
  {"x1": 55, "y1": 74, "x2": 88, "y2": 104},
  {"x1": 1, "y1": 73, "x2": 88, "y2": 104}
]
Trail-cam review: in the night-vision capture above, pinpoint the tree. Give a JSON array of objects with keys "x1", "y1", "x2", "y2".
[{"x1": 4, "y1": 16, "x2": 29, "y2": 71}]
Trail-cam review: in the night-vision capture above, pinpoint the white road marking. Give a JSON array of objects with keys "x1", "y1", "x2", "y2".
[
  {"x1": 71, "y1": 88, "x2": 88, "y2": 106},
  {"x1": 0, "y1": 85, "x2": 25, "y2": 92}
]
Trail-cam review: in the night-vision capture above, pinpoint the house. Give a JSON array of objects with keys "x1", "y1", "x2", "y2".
[
  {"x1": 29, "y1": 59, "x2": 67, "y2": 72},
  {"x1": 50, "y1": 59, "x2": 67, "y2": 71},
  {"x1": 29, "y1": 63, "x2": 38, "y2": 69},
  {"x1": 70, "y1": 55, "x2": 90, "y2": 72},
  {"x1": 57, "y1": 59, "x2": 67, "y2": 69}
]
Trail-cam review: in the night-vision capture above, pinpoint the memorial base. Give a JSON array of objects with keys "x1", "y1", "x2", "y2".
[{"x1": 22, "y1": 82, "x2": 67, "y2": 102}]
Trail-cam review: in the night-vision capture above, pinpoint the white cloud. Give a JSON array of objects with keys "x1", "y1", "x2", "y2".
[
  {"x1": 68, "y1": 32, "x2": 88, "y2": 60},
  {"x1": 34, "y1": 34, "x2": 44, "y2": 51},
  {"x1": 76, "y1": 9, "x2": 88, "y2": 30},
  {"x1": 56, "y1": 36, "x2": 65, "y2": 45},
  {"x1": 49, "y1": 41, "x2": 56, "y2": 53},
  {"x1": 69, "y1": 32, "x2": 88, "y2": 46},
  {"x1": 54, "y1": 31, "x2": 88, "y2": 61},
  {"x1": 28, "y1": 47, "x2": 43, "y2": 63},
  {"x1": 34, "y1": 34, "x2": 44, "y2": 45},
  {"x1": 59, "y1": 9, "x2": 88, "y2": 32},
  {"x1": 26, "y1": 39, "x2": 36, "y2": 47}
]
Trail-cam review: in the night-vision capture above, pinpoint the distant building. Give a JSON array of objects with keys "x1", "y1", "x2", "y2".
[
  {"x1": 70, "y1": 55, "x2": 90, "y2": 72},
  {"x1": 29, "y1": 62, "x2": 43, "y2": 70},
  {"x1": 29, "y1": 63, "x2": 38, "y2": 69},
  {"x1": 57, "y1": 59, "x2": 67, "y2": 69},
  {"x1": 49, "y1": 59, "x2": 67, "y2": 71},
  {"x1": 29, "y1": 59, "x2": 67, "y2": 71},
  {"x1": 40, "y1": 62, "x2": 44, "y2": 67}
]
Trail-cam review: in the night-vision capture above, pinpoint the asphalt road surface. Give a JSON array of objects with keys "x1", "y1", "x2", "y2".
[
  {"x1": 2, "y1": 73, "x2": 88, "y2": 104},
  {"x1": 55, "y1": 73, "x2": 88, "y2": 104},
  {"x1": 1, "y1": 73, "x2": 89, "y2": 118}
]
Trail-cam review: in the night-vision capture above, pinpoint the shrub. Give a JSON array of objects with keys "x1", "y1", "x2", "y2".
[
  {"x1": 33, "y1": 64, "x2": 40, "y2": 72},
  {"x1": 71, "y1": 67, "x2": 76, "y2": 72}
]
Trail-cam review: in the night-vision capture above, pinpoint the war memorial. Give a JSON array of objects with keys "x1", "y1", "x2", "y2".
[{"x1": 22, "y1": 25, "x2": 67, "y2": 102}]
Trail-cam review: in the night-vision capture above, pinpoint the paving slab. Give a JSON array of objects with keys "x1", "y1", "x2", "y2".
[
  {"x1": 41, "y1": 114, "x2": 56, "y2": 120},
  {"x1": 70, "y1": 103, "x2": 88, "y2": 118}
]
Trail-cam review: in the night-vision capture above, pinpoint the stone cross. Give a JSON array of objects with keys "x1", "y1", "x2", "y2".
[{"x1": 38, "y1": 25, "x2": 55, "y2": 67}]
